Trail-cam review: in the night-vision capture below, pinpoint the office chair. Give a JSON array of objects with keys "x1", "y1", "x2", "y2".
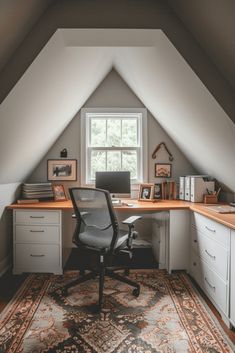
[{"x1": 63, "y1": 187, "x2": 142, "y2": 310}]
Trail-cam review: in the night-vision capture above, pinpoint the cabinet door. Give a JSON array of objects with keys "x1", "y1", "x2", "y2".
[
  {"x1": 231, "y1": 231, "x2": 235, "y2": 326},
  {"x1": 169, "y1": 210, "x2": 190, "y2": 272}
]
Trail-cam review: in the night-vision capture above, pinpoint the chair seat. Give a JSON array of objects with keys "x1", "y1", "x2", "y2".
[{"x1": 79, "y1": 226, "x2": 128, "y2": 251}]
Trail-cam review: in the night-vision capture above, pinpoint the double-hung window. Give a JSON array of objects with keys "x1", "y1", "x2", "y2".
[{"x1": 81, "y1": 108, "x2": 147, "y2": 185}]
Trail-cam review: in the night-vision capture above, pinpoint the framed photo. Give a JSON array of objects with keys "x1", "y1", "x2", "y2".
[
  {"x1": 155, "y1": 163, "x2": 172, "y2": 178},
  {"x1": 139, "y1": 183, "x2": 154, "y2": 201},
  {"x1": 47, "y1": 159, "x2": 77, "y2": 181},
  {"x1": 52, "y1": 184, "x2": 67, "y2": 201},
  {"x1": 154, "y1": 183, "x2": 162, "y2": 199}
]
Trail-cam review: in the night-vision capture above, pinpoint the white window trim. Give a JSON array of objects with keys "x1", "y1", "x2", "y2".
[{"x1": 80, "y1": 107, "x2": 148, "y2": 186}]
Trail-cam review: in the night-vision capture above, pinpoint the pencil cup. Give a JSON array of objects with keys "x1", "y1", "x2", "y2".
[{"x1": 204, "y1": 194, "x2": 218, "y2": 204}]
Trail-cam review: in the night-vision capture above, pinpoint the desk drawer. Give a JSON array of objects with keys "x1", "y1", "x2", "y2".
[
  {"x1": 15, "y1": 225, "x2": 60, "y2": 243},
  {"x1": 191, "y1": 251, "x2": 228, "y2": 315},
  {"x1": 191, "y1": 228, "x2": 229, "y2": 281},
  {"x1": 15, "y1": 210, "x2": 60, "y2": 224},
  {"x1": 15, "y1": 243, "x2": 60, "y2": 273},
  {"x1": 191, "y1": 212, "x2": 229, "y2": 248}
]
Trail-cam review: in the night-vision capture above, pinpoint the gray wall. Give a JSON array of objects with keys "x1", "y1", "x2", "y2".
[{"x1": 28, "y1": 69, "x2": 197, "y2": 197}]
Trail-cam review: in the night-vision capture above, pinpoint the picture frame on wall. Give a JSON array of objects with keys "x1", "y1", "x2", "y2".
[
  {"x1": 47, "y1": 159, "x2": 77, "y2": 181},
  {"x1": 52, "y1": 184, "x2": 67, "y2": 201},
  {"x1": 139, "y1": 183, "x2": 154, "y2": 201},
  {"x1": 155, "y1": 163, "x2": 172, "y2": 178}
]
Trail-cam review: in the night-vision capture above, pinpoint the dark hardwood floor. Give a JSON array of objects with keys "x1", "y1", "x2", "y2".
[{"x1": 0, "y1": 249, "x2": 235, "y2": 345}]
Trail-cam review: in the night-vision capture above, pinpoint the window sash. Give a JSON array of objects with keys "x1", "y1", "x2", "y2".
[
  {"x1": 81, "y1": 108, "x2": 147, "y2": 185},
  {"x1": 88, "y1": 115, "x2": 140, "y2": 148},
  {"x1": 87, "y1": 147, "x2": 140, "y2": 181}
]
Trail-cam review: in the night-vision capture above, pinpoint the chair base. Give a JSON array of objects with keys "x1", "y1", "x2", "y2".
[{"x1": 62, "y1": 268, "x2": 140, "y2": 310}]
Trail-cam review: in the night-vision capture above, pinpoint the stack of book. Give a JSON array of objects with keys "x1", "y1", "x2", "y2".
[{"x1": 18, "y1": 183, "x2": 54, "y2": 203}]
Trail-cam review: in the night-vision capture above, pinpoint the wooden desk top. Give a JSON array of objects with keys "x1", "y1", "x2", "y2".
[
  {"x1": 7, "y1": 200, "x2": 235, "y2": 230},
  {"x1": 7, "y1": 199, "x2": 190, "y2": 211}
]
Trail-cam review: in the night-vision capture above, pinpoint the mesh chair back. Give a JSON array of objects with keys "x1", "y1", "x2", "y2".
[{"x1": 69, "y1": 188, "x2": 119, "y2": 251}]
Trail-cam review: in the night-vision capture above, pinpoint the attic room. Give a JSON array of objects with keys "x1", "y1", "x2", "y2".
[{"x1": 0, "y1": 0, "x2": 235, "y2": 352}]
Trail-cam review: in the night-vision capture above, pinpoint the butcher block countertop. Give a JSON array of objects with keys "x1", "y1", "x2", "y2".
[{"x1": 7, "y1": 200, "x2": 235, "y2": 230}]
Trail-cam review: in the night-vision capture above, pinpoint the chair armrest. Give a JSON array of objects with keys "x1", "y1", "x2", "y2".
[
  {"x1": 122, "y1": 215, "x2": 142, "y2": 225},
  {"x1": 72, "y1": 211, "x2": 90, "y2": 219}
]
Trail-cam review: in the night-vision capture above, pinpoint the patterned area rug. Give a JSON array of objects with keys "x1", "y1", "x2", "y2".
[{"x1": 0, "y1": 270, "x2": 234, "y2": 353}]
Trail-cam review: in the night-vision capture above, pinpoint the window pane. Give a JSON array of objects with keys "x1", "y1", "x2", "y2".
[
  {"x1": 122, "y1": 151, "x2": 137, "y2": 179},
  {"x1": 107, "y1": 119, "x2": 121, "y2": 147},
  {"x1": 91, "y1": 151, "x2": 106, "y2": 179},
  {"x1": 107, "y1": 151, "x2": 121, "y2": 171},
  {"x1": 90, "y1": 119, "x2": 106, "y2": 146},
  {"x1": 122, "y1": 119, "x2": 137, "y2": 146}
]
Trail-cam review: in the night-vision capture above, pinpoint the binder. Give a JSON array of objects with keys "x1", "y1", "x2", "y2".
[
  {"x1": 190, "y1": 177, "x2": 215, "y2": 202},
  {"x1": 184, "y1": 176, "x2": 191, "y2": 201},
  {"x1": 179, "y1": 176, "x2": 185, "y2": 200}
]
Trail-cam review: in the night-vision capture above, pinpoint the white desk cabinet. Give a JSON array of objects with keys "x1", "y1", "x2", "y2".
[
  {"x1": 230, "y1": 230, "x2": 235, "y2": 327},
  {"x1": 190, "y1": 212, "x2": 230, "y2": 322},
  {"x1": 168, "y1": 210, "x2": 190, "y2": 272},
  {"x1": 13, "y1": 209, "x2": 70, "y2": 275}
]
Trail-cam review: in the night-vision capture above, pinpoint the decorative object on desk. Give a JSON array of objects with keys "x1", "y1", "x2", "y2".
[
  {"x1": 52, "y1": 184, "x2": 67, "y2": 201},
  {"x1": 47, "y1": 159, "x2": 77, "y2": 181},
  {"x1": 155, "y1": 163, "x2": 172, "y2": 178},
  {"x1": 161, "y1": 181, "x2": 176, "y2": 200},
  {"x1": 152, "y1": 142, "x2": 174, "y2": 161},
  {"x1": 139, "y1": 183, "x2": 154, "y2": 201},
  {"x1": 21, "y1": 183, "x2": 53, "y2": 200},
  {"x1": 60, "y1": 148, "x2": 67, "y2": 158},
  {"x1": 0, "y1": 271, "x2": 233, "y2": 353},
  {"x1": 154, "y1": 183, "x2": 162, "y2": 199}
]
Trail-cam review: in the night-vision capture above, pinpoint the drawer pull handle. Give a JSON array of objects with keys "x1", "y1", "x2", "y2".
[
  {"x1": 205, "y1": 277, "x2": 216, "y2": 291},
  {"x1": 205, "y1": 226, "x2": 216, "y2": 233},
  {"x1": 193, "y1": 239, "x2": 197, "y2": 243},
  {"x1": 30, "y1": 254, "x2": 45, "y2": 257},
  {"x1": 205, "y1": 249, "x2": 216, "y2": 260},
  {"x1": 30, "y1": 230, "x2": 45, "y2": 233},
  {"x1": 30, "y1": 216, "x2": 45, "y2": 219}
]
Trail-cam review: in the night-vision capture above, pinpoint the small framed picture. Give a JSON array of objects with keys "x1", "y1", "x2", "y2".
[
  {"x1": 154, "y1": 183, "x2": 162, "y2": 199},
  {"x1": 155, "y1": 163, "x2": 172, "y2": 178},
  {"x1": 52, "y1": 184, "x2": 67, "y2": 201},
  {"x1": 139, "y1": 183, "x2": 154, "y2": 201},
  {"x1": 47, "y1": 159, "x2": 77, "y2": 181}
]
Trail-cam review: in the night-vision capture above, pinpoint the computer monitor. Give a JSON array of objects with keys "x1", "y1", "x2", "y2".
[{"x1": 95, "y1": 171, "x2": 131, "y2": 199}]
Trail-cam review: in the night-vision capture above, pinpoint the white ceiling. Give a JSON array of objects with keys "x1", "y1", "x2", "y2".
[{"x1": 0, "y1": 29, "x2": 234, "y2": 192}]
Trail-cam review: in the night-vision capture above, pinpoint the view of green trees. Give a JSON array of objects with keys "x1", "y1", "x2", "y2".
[{"x1": 90, "y1": 118, "x2": 138, "y2": 179}]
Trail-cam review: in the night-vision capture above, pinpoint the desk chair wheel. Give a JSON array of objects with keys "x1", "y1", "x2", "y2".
[{"x1": 132, "y1": 287, "x2": 140, "y2": 297}]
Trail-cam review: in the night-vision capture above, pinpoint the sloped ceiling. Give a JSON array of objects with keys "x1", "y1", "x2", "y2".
[
  {"x1": 0, "y1": 29, "x2": 235, "y2": 192},
  {"x1": 167, "y1": 0, "x2": 235, "y2": 89},
  {"x1": 0, "y1": 0, "x2": 53, "y2": 73}
]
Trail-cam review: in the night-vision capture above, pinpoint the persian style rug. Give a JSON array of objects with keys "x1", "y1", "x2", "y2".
[{"x1": 0, "y1": 270, "x2": 234, "y2": 353}]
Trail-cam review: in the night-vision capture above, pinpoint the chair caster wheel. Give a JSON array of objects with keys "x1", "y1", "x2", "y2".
[{"x1": 132, "y1": 287, "x2": 140, "y2": 297}]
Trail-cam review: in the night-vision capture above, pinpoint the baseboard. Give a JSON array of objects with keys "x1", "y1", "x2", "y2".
[{"x1": 0, "y1": 255, "x2": 11, "y2": 277}]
